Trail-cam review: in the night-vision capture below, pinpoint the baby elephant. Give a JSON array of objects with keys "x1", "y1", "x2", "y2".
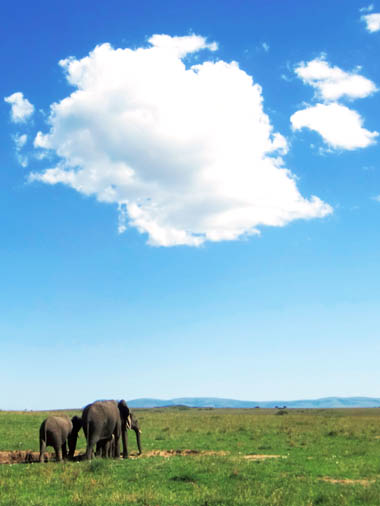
[
  {"x1": 39, "y1": 415, "x2": 82, "y2": 462},
  {"x1": 95, "y1": 434, "x2": 115, "y2": 458},
  {"x1": 94, "y1": 412, "x2": 142, "y2": 458}
]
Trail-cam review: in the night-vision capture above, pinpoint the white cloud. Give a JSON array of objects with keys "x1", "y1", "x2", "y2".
[
  {"x1": 291, "y1": 103, "x2": 378, "y2": 150},
  {"x1": 361, "y1": 12, "x2": 380, "y2": 32},
  {"x1": 293, "y1": 56, "x2": 378, "y2": 151},
  {"x1": 262, "y1": 42, "x2": 270, "y2": 52},
  {"x1": 29, "y1": 35, "x2": 331, "y2": 246},
  {"x1": 295, "y1": 57, "x2": 377, "y2": 101},
  {"x1": 11, "y1": 133, "x2": 28, "y2": 167},
  {"x1": 4, "y1": 92, "x2": 34, "y2": 123},
  {"x1": 146, "y1": 34, "x2": 218, "y2": 56},
  {"x1": 13, "y1": 133, "x2": 27, "y2": 150},
  {"x1": 360, "y1": 4, "x2": 374, "y2": 13}
]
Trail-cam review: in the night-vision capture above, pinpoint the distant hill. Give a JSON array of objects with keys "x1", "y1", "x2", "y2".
[{"x1": 128, "y1": 396, "x2": 380, "y2": 409}]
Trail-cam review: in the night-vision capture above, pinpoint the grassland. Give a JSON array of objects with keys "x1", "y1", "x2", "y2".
[{"x1": 1, "y1": 407, "x2": 380, "y2": 505}]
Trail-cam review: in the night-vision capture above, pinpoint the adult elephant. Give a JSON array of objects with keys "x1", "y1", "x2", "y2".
[
  {"x1": 82, "y1": 399, "x2": 141, "y2": 459},
  {"x1": 39, "y1": 415, "x2": 82, "y2": 462}
]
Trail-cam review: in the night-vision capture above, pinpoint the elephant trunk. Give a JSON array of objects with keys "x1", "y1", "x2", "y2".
[
  {"x1": 121, "y1": 423, "x2": 128, "y2": 458},
  {"x1": 134, "y1": 428, "x2": 142, "y2": 454},
  {"x1": 68, "y1": 432, "x2": 78, "y2": 459}
]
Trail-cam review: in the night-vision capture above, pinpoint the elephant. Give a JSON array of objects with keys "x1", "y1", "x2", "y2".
[
  {"x1": 95, "y1": 434, "x2": 115, "y2": 458},
  {"x1": 82, "y1": 399, "x2": 141, "y2": 459},
  {"x1": 95, "y1": 412, "x2": 142, "y2": 458},
  {"x1": 39, "y1": 415, "x2": 82, "y2": 462}
]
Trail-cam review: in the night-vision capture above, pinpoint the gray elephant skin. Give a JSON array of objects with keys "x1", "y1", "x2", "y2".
[
  {"x1": 96, "y1": 434, "x2": 115, "y2": 458},
  {"x1": 124, "y1": 411, "x2": 142, "y2": 456},
  {"x1": 39, "y1": 415, "x2": 82, "y2": 462},
  {"x1": 95, "y1": 412, "x2": 142, "y2": 458},
  {"x1": 82, "y1": 399, "x2": 142, "y2": 459}
]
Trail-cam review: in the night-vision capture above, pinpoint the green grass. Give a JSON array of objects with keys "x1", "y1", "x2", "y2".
[{"x1": 1, "y1": 408, "x2": 380, "y2": 505}]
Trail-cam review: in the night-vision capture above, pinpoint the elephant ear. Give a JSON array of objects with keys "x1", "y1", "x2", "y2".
[{"x1": 118, "y1": 400, "x2": 130, "y2": 422}]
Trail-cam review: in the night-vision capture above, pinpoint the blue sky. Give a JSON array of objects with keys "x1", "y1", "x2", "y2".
[{"x1": 2, "y1": 1, "x2": 380, "y2": 409}]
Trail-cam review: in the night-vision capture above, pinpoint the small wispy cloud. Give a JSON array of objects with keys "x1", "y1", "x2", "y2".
[
  {"x1": 12, "y1": 133, "x2": 28, "y2": 167},
  {"x1": 262, "y1": 42, "x2": 270, "y2": 52},
  {"x1": 360, "y1": 4, "x2": 374, "y2": 13},
  {"x1": 13, "y1": 133, "x2": 28, "y2": 168},
  {"x1": 13, "y1": 133, "x2": 27, "y2": 150},
  {"x1": 4, "y1": 92, "x2": 34, "y2": 123}
]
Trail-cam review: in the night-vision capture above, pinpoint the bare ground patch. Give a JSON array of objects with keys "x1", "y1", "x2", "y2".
[
  {"x1": 139, "y1": 449, "x2": 228, "y2": 458},
  {"x1": 243, "y1": 454, "x2": 286, "y2": 460},
  {"x1": 0, "y1": 449, "x2": 285, "y2": 465},
  {"x1": 319, "y1": 476, "x2": 375, "y2": 487},
  {"x1": 0, "y1": 451, "x2": 41, "y2": 464}
]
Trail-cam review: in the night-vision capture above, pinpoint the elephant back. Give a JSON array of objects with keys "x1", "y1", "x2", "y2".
[
  {"x1": 82, "y1": 400, "x2": 120, "y2": 439},
  {"x1": 40, "y1": 415, "x2": 73, "y2": 444}
]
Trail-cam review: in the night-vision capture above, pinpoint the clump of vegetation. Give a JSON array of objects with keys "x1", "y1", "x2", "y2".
[
  {"x1": 87, "y1": 458, "x2": 108, "y2": 474},
  {"x1": 170, "y1": 473, "x2": 197, "y2": 483}
]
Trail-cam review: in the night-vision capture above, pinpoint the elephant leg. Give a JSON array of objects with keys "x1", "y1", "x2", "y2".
[
  {"x1": 113, "y1": 434, "x2": 121, "y2": 458},
  {"x1": 106, "y1": 439, "x2": 113, "y2": 458},
  {"x1": 85, "y1": 445, "x2": 93, "y2": 460},
  {"x1": 68, "y1": 434, "x2": 78, "y2": 460},
  {"x1": 39, "y1": 439, "x2": 46, "y2": 463},
  {"x1": 95, "y1": 440, "x2": 105, "y2": 458},
  {"x1": 62, "y1": 441, "x2": 68, "y2": 460},
  {"x1": 123, "y1": 430, "x2": 129, "y2": 459},
  {"x1": 110, "y1": 437, "x2": 115, "y2": 458},
  {"x1": 55, "y1": 445, "x2": 63, "y2": 462},
  {"x1": 85, "y1": 435, "x2": 98, "y2": 460}
]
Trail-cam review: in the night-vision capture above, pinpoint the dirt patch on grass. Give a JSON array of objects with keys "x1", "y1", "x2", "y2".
[
  {"x1": 0, "y1": 451, "x2": 87, "y2": 464},
  {"x1": 139, "y1": 449, "x2": 229, "y2": 458},
  {"x1": 243, "y1": 454, "x2": 285, "y2": 460},
  {"x1": 320, "y1": 476, "x2": 375, "y2": 487},
  {"x1": 0, "y1": 449, "x2": 285, "y2": 465},
  {"x1": 0, "y1": 451, "x2": 41, "y2": 464}
]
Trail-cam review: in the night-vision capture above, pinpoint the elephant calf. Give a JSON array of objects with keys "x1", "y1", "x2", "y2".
[
  {"x1": 39, "y1": 415, "x2": 82, "y2": 462},
  {"x1": 95, "y1": 434, "x2": 115, "y2": 458}
]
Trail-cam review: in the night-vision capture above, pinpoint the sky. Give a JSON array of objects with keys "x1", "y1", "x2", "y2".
[{"x1": 1, "y1": 0, "x2": 380, "y2": 410}]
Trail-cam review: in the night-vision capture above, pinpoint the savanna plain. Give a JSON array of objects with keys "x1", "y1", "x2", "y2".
[{"x1": 1, "y1": 407, "x2": 380, "y2": 505}]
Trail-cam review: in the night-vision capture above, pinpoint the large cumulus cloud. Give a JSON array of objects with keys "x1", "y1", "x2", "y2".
[{"x1": 30, "y1": 34, "x2": 331, "y2": 246}]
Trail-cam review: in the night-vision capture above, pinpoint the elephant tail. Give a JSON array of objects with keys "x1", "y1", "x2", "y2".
[
  {"x1": 40, "y1": 419, "x2": 47, "y2": 443},
  {"x1": 85, "y1": 419, "x2": 93, "y2": 459}
]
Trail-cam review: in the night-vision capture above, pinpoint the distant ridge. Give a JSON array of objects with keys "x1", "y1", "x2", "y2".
[{"x1": 128, "y1": 396, "x2": 380, "y2": 409}]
